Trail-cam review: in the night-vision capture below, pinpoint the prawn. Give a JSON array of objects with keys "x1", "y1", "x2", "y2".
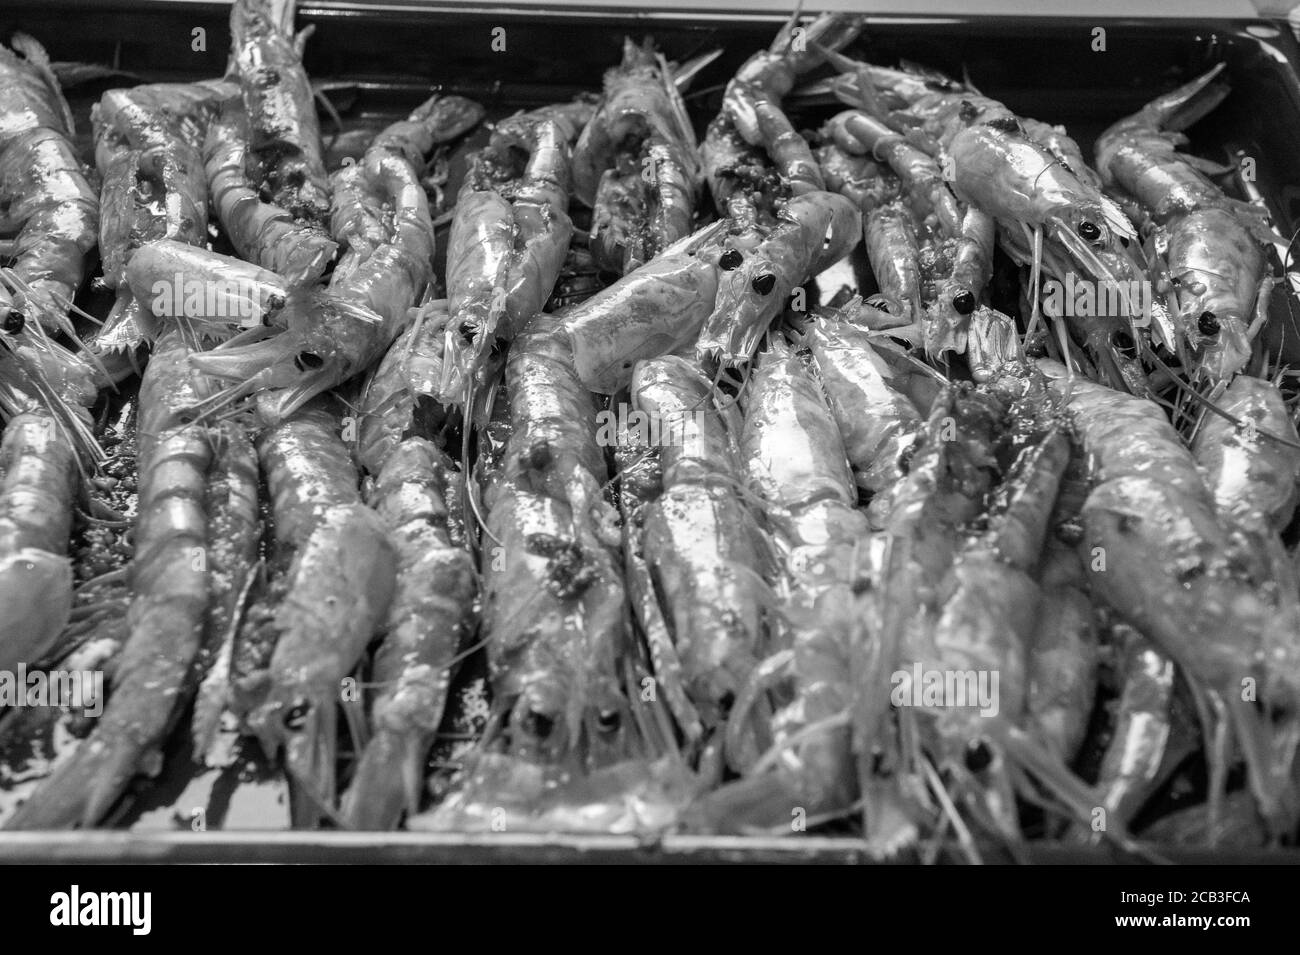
[
  {"x1": 245, "y1": 401, "x2": 399, "y2": 826},
  {"x1": 439, "y1": 107, "x2": 578, "y2": 403},
  {"x1": 476, "y1": 312, "x2": 630, "y2": 769},
  {"x1": 1094, "y1": 64, "x2": 1272, "y2": 382},
  {"x1": 626, "y1": 354, "x2": 770, "y2": 768},
  {"x1": 690, "y1": 338, "x2": 878, "y2": 831},
  {"x1": 229, "y1": 0, "x2": 331, "y2": 227},
  {"x1": 1040, "y1": 360, "x2": 1300, "y2": 835},
  {"x1": 340, "y1": 438, "x2": 477, "y2": 829}
]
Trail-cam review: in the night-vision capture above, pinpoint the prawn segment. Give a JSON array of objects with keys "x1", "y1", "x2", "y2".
[{"x1": 0, "y1": 411, "x2": 77, "y2": 672}]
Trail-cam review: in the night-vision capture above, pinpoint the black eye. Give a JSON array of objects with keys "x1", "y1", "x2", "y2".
[
  {"x1": 751, "y1": 272, "x2": 777, "y2": 295},
  {"x1": 596, "y1": 709, "x2": 621, "y2": 733},
  {"x1": 2, "y1": 309, "x2": 24, "y2": 333},
  {"x1": 294, "y1": 351, "x2": 324, "y2": 371},
  {"x1": 521, "y1": 442, "x2": 552, "y2": 471},
  {"x1": 1113, "y1": 330, "x2": 1138, "y2": 360},
  {"x1": 718, "y1": 691, "x2": 736, "y2": 714},
  {"x1": 1198, "y1": 311, "x2": 1220, "y2": 336},
  {"x1": 266, "y1": 294, "x2": 286, "y2": 312},
  {"x1": 897, "y1": 444, "x2": 915, "y2": 475},
  {"x1": 964, "y1": 739, "x2": 993, "y2": 773},
  {"x1": 283, "y1": 700, "x2": 311, "y2": 731},
  {"x1": 1078, "y1": 221, "x2": 1101, "y2": 242},
  {"x1": 951, "y1": 291, "x2": 976, "y2": 316},
  {"x1": 524, "y1": 710, "x2": 554, "y2": 739},
  {"x1": 719, "y1": 249, "x2": 743, "y2": 271}
]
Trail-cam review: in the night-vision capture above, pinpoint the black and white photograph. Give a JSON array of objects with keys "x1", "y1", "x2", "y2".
[{"x1": 0, "y1": 0, "x2": 1293, "y2": 920}]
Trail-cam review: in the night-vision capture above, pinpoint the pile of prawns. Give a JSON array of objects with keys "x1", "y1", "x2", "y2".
[{"x1": 1, "y1": 0, "x2": 1298, "y2": 861}]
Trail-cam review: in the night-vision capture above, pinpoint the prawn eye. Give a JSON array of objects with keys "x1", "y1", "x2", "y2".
[
  {"x1": 294, "y1": 351, "x2": 324, "y2": 371},
  {"x1": 596, "y1": 709, "x2": 621, "y2": 733},
  {"x1": 751, "y1": 272, "x2": 777, "y2": 295},
  {"x1": 283, "y1": 700, "x2": 311, "y2": 731},
  {"x1": 719, "y1": 249, "x2": 744, "y2": 271},
  {"x1": 951, "y1": 291, "x2": 976, "y2": 316},
  {"x1": 1113, "y1": 330, "x2": 1138, "y2": 361},
  {"x1": 2, "y1": 309, "x2": 24, "y2": 333},
  {"x1": 265, "y1": 294, "x2": 287, "y2": 312},
  {"x1": 524, "y1": 710, "x2": 555, "y2": 740},
  {"x1": 1077, "y1": 220, "x2": 1101, "y2": 242},
  {"x1": 964, "y1": 739, "x2": 993, "y2": 773},
  {"x1": 1198, "y1": 311, "x2": 1220, "y2": 336}
]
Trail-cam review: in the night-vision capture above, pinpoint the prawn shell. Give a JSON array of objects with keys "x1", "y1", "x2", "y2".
[
  {"x1": 566, "y1": 251, "x2": 719, "y2": 394},
  {"x1": 807, "y1": 315, "x2": 922, "y2": 498},
  {"x1": 0, "y1": 548, "x2": 72, "y2": 672},
  {"x1": 1192, "y1": 374, "x2": 1300, "y2": 530}
]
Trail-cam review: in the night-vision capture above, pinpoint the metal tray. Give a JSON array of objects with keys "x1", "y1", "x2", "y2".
[{"x1": 4, "y1": 0, "x2": 1300, "y2": 863}]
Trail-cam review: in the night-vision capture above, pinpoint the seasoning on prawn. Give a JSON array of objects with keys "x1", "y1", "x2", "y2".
[
  {"x1": 354, "y1": 298, "x2": 453, "y2": 476},
  {"x1": 703, "y1": 12, "x2": 863, "y2": 222}
]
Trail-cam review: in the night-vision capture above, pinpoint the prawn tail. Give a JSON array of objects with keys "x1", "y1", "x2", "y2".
[
  {"x1": 280, "y1": 700, "x2": 342, "y2": 829},
  {"x1": 1143, "y1": 62, "x2": 1230, "y2": 134},
  {"x1": 2, "y1": 727, "x2": 145, "y2": 829},
  {"x1": 341, "y1": 728, "x2": 429, "y2": 830}
]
